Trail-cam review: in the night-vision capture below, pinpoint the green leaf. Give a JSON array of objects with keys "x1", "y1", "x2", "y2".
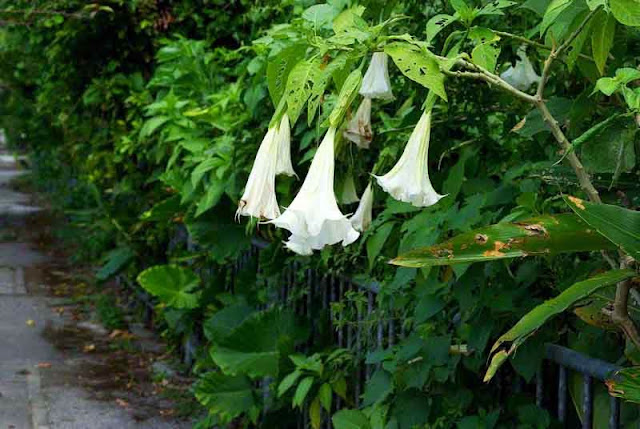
[
  {"x1": 333, "y1": 7, "x2": 367, "y2": 34},
  {"x1": 607, "y1": 367, "x2": 640, "y2": 402},
  {"x1": 140, "y1": 116, "x2": 169, "y2": 138},
  {"x1": 391, "y1": 214, "x2": 616, "y2": 268},
  {"x1": 581, "y1": 118, "x2": 636, "y2": 174},
  {"x1": 565, "y1": 196, "x2": 640, "y2": 261},
  {"x1": 286, "y1": 60, "x2": 322, "y2": 125},
  {"x1": 485, "y1": 269, "x2": 635, "y2": 381},
  {"x1": 385, "y1": 42, "x2": 447, "y2": 100},
  {"x1": 204, "y1": 304, "x2": 254, "y2": 342},
  {"x1": 591, "y1": 10, "x2": 616, "y2": 75},
  {"x1": 194, "y1": 373, "x2": 255, "y2": 422},
  {"x1": 187, "y1": 207, "x2": 251, "y2": 262},
  {"x1": 332, "y1": 410, "x2": 371, "y2": 429},
  {"x1": 210, "y1": 309, "x2": 303, "y2": 378},
  {"x1": 140, "y1": 195, "x2": 182, "y2": 222},
  {"x1": 414, "y1": 294, "x2": 446, "y2": 323},
  {"x1": 310, "y1": 396, "x2": 322, "y2": 429},
  {"x1": 471, "y1": 43, "x2": 500, "y2": 72},
  {"x1": 293, "y1": 376, "x2": 314, "y2": 408},
  {"x1": 329, "y1": 69, "x2": 362, "y2": 127},
  {"x1": 195, "y1": 181, "x2": 225, "y2": 217},
  {"x1": 540, "y1": 0, "x2": 574, "y2": 36},
  {"x1": 278, "y1": 370, "x2": 302, "y2": 397},
  {"x1": 426, "y1": 14, "x2": 458, "y2": 42},
  {"x1": 362, "y1": 370, "x2": 394, "y2": 406},
  {"x1": 96, "y1": 247, "x2": 134, "y2": 281},
  {"x1": 137, "y1": 265, "x2": 201, "y2": 309},
  {"x1": 367, "y1": 222, "x2": 396, "y2": 270},
  {"x1": 267, "y1": 44, "x2": 307, "y2": 108},
  {"x1": 302, "y1": 4, "x2": 339, "y2": 29},
  {"x1": 318, "y1": 382, "x2": 332, "y2": 412},
  {"x1": 610, "y1": 0, "x2": 640, "y2": 26}
]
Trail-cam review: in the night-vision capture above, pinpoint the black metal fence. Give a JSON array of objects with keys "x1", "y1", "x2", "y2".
[{"x1": 118, "y1": 230, "x2": 629, "y2": 428}]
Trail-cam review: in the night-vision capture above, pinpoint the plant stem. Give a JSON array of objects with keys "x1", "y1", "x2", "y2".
[
  {"x1": 493, "y1": 30, "x2": 595, "y2": 62},
  {"x1": 612, "y1": 258, "x2": 640, "y2": 349}
]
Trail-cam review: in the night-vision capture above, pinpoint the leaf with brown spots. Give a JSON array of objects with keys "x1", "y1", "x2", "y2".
[{"x1": 392, "y1": 214, "x2": 615, "y2": 267}]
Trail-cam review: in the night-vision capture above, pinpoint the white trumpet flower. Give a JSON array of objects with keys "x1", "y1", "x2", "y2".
[
  {"x1": 339, "y1": 172, "x2": 360, "y2": 205},
  {"x1": 344, "y1": 97, "x2": 373, "y2": 149},
  {"x1": 270, "y1": 127, "x2": 360, "y2": 255},
  {"x1": 350, "y1": 182, "x2": 374, "y2": 232},
  {"x1": 500, "y1": 47, "x2": 541, "y2": 91},
  {"x1": 236, "y1": 127, "x2": 281, "y2": 220},
  {"x1": 275, "y1": 113, "x2": 297, "y2": 177},
  {"x1": 375, "y1": 110, "x2": 445, "y2": 208},
  {"x1": 360, "y1": 52, "x2": 394, "y2": 100}
]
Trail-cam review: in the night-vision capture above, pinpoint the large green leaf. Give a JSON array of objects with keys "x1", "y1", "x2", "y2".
[
  {"x1": 332, "y1": 410, "x2": 371, "y2": 429},
  {"x1": 186, "y1": 206, "x2": 251, "y2": 263},
  {"x1": 137, "y1": 264, "x2": 201, "y2": 309},
  {"x1": 266, "y1": 44, "x2": 307, "y2": 107},
  {"x1": 610, "y1": 0, "x2": 640, "y2": 26},
  {"x1": 96, "y1": 247, "x2": 134, "y2": 281},
  {"x1": 391, "y1": 214, "x2": 615, "y2": 267},
  {"x1": 591, "y1": 10, "x2": 616, "y2": 75},
  {"x1": 285, "y1": 59, "x2": 323, "y2": 125},
  {"x1": 203, "y1": 303, "x2": 254, "y2": 342},
  {"x1": 384, "y1": 42, "x2": 447, "y2": 100},
  {"x1": 210, "y1": 309, "x2": 305, "y2": 378},
  {"x1": 328, "y1": 69, "x2": 362, "y2": 127},
  {"x1": 194, "y1": 372, "x2": 256, "y2": 423},
  {"x1": 485, "y1": 269, "x2": 636, "y2": 382},
  {"x1": 565, "y1": 196, "x2": 640, "y2": 261},
  {"x1": 608, "y1": 367, "x2": 640, "y2": 403}
]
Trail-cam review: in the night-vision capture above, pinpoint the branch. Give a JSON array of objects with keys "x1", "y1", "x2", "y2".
[
  {"x1": 493, "y1": 30, "x2": 595, "y2": 63},
  {"x1": 612, "y1": 258, "x2": 640, "y2": 349},
  {"x1": 536, "y1": 8, "x2": 599, "y2": 100}
]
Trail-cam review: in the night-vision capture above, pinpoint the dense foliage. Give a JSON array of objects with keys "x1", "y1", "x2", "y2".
[{"x1": 1, "y1": 0, "x2": 639, "y2": 427}]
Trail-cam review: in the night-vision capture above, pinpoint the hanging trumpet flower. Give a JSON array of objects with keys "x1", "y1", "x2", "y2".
[
  {"x1": 350, "y1": 182, "x2": 374, "y2": 232},
  {"x1": 500, "y1": 46, "x2": 541, "y2": 91},
  {"x1": 275, "y1": 113, "x2": 297, "y2": 177},
  {"x1": 236, "y1": 126, "x2": 281, "y2": 220},
  {"x1": 270, "y1": 127, "x2": 360, "y2": 255},
  {"x1": 344, "y1": 97, "x2": 373, "y2": 149},
  {"x1": 375, "y1": 110, "x2": 445, "y2": 207},
  {"x1": 360, "y1": 52, "x2": 394, "y2": 100}
]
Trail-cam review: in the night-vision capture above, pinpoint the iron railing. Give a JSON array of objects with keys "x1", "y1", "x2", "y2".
[{"x1": 117, "y1": 230, "x2": 628, "y2": 428}]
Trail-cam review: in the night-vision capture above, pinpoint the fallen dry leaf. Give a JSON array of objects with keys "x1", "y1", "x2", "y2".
[
  {"x1": 37, "y1": 362, "x2": 52, "y2": 369},
  {"x1": 83, "y1": 344, "x2": 96, "y2": 353},
  {"x1": 26, "y1": 319, "x2": 35, "y2": 327},
  {"x1": 115, "y1": 398, "x2": 129, "y2": 408}
]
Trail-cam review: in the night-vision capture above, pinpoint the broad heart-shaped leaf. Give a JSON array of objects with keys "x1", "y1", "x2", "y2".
[
  {"x1": 203, "y1": 303, "x2": 254, "y2": 342},
  {"x1": 610, "y1": 0, "x2": 640, "y2": 26},
  {"x1": 565, "y1": 196, "x2": 640, "y2": 261},
  {"x1": 540, "y1": 0, "x2": 573, "y2": 36},
  {"x1": 391, "y1": 214, "x2": 616, "y2": 268},
  {"x1": 332, "y1": 409, "x2": 371, "y2": 429},
  {"x1": 485, "y1": 269, "x2": 635, "y2": 382},
  {"x1": 186, "y1": 205, "x2": 251, "y2": 263},
  {"x1": 267, "y1": 44, "x2": 307, "y2": 108},
  {"x1": 471, "y1": 43, "x2": 500, "y2": 72},
  {"x1": 210, "y1": 308, "x2": 306, "y2": 379},
  {"x1": 137, "y1": 265, "x2": 200, "y2": 309},
  {"x1": 194, "y1": 372, "x2": 255, "y2": 423},
  {"x1": 607, "y1": 367, "x2": 640, "y2": 403},
  {"x1": 385, "y1": 42, "x2": 447, "y2": 101}
]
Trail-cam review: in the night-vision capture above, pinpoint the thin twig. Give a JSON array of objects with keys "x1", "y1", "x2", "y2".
[{"x1": 494, "y1": 30, "x2": 594, "y2": 62}]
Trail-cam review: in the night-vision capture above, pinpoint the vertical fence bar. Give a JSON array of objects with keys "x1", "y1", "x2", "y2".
[
  {"x1": 558, "y1": 365, "x2": 567, "y2": 423},
  {"x1": 609, "y1": 396, "x2": 620, "y2": 429},
  {"x1": 338, "y1": 279, "x2": 344, "y2": 347},
  {"x1": 583, "y1": 375, "x2": 593, "y2": 429},
  {"x1": 367, "y1": 291, "x2": 374, "y2": 380}
]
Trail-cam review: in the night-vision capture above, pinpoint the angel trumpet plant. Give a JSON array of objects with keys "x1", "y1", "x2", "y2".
[
  {"x1": 375, "y1": 110, "x2": 445, "y2": 207},
  {"x1": 500, "y1": 46, "x2": 541, "y2": 91},
  {"x1": 344, "y1": 97, "x2": 373, "y2": 149},
  {"x1": 236, "y1": 126, "x2": 281, "y2": 220},
  {"x1": 350, "y1": 182, "x2": 374, "y2": 232},
  {"x1": 360, "y1": 52, "x2": 394, "y2": 100},
  {"x1": 275, "y1": 113, "x2": 297, "y2": 177},
  {"x1": 270, "y1": 127, "x2": 359, "y2": 255}
]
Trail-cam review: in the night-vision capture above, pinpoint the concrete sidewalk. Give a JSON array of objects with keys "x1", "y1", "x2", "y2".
[{"x1": 0, "y1": 147, "x2": 190, "y2": 428}]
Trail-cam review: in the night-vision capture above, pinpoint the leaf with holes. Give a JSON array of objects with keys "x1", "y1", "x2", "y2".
[
  {"x1": 286, "y1": 59, "x2": 323, "y2": 125},
  {"x1": 485, "y1": 269, "x2": 636, "y2": 382},
  {"x1": 385, "y1": 42, "x2": 447, "y2": 100},
  {"x1": 392, "y1": 214, "x2": 616, "y2": 267},
  {"x1": 137, "y1": 265, "x2": 201, "y2": 309},
  {"x1": 267, "y1": 44, "x2": 307, "y2": 107},
  {"x1": 471, "y1": 43, "x2": 500, "y2": 72},
  {"x1": 564, "y1": 196, "x2": 640, "y2": 261}
]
